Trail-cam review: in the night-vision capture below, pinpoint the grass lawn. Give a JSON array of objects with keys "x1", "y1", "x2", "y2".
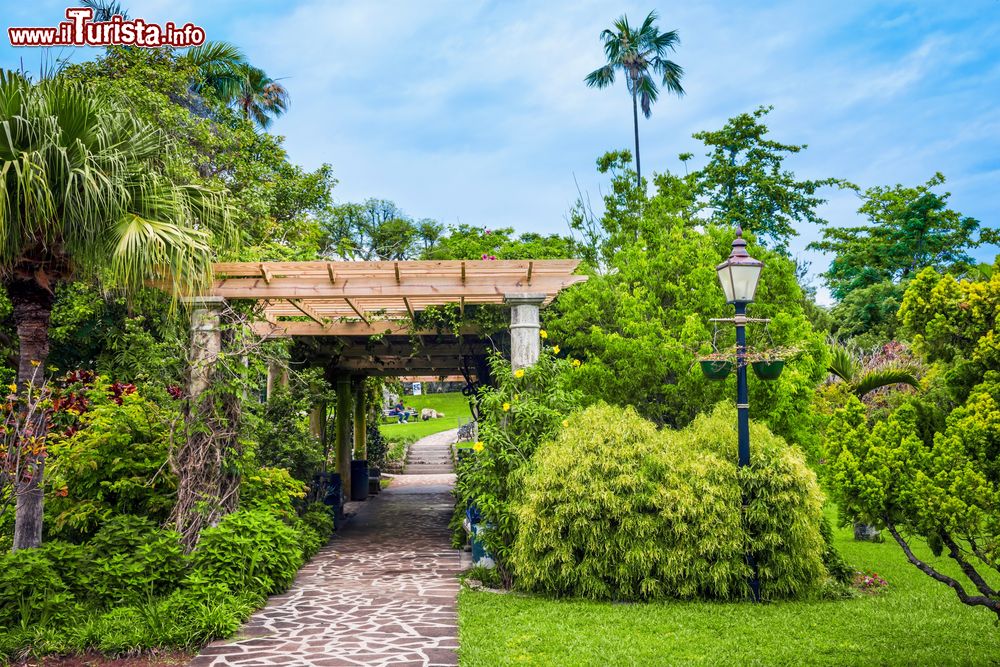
[
  {"x1": 380, "y1": 391, "x2": 474, "y2": 446},
  {"x1": 458, "y1": 516, "x2": 1000, "y2": 666}
]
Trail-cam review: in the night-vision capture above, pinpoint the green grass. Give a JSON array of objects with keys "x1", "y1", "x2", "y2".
[
  {"x1": 458, "y1": 518, "x2": 1000, "y2": 666},
  {"x1": 380, "y1": 391, "x2": 473, "y2": 445}
]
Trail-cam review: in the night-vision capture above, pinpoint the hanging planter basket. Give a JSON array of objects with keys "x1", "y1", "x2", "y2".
[
  {"x1": 751, "y1": 360, "x2": 785, "y2": 380},
  {"x1": 700, "y1": 359, "x2": 734, "y2": 380}
]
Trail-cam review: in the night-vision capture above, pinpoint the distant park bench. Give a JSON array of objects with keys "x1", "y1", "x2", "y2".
[{"x1": 382, "y1": 407, "x2": 417, "y2": 423}]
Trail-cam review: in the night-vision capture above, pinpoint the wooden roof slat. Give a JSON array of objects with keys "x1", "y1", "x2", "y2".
[
  {"x1": 288, "y1": 299, "x2": 328, "y2": 325},
  {"x1": 344, "y1": 298, "x2": 369, "y2": 324}
]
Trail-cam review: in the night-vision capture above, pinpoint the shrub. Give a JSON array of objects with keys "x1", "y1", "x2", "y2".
[
  {"x1": 0, "y1": 548, "x2": 77, "y2": 629},
  {"x1": 240, "y1": 466, "x2": 308, "y2": 520},
  {"x1": 190, "y1": 509, "x2": 303, "y2": 596},
  {"x1": 512, "y1": 403, "x2": 831, "y2": 601}
]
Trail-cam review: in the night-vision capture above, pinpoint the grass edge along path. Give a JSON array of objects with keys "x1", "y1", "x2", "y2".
[{"x1": 458, "y1": 518, "x2": 1000, "y2": 666}]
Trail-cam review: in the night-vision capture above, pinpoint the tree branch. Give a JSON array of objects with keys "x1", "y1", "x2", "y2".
[
  {"x1": 886, "y1": 519, "x2": 1000, "y2": 619},
  {"x1": 941, "y1": 532, "x2": 997, "y2": 598}
]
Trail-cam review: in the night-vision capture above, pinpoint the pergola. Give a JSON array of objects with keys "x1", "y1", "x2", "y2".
[{"x1": 185, "y1": 259, "x2": 586, "y2": 497}]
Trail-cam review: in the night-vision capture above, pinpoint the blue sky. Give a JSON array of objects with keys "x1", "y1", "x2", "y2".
[{"x1": 2, "y1": 0, "x2": 999, "y2": 304}]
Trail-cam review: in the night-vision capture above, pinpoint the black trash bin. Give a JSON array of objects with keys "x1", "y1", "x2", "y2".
[
  {"x1": 350, "y1": 460, "x2": 369, "y2": 501},
  {"x1": 368, "y1": 466, "x2": 381, "y2": 495},
  {"x1": 323, "y1": 473, "x2": 344, "y2": 526}
]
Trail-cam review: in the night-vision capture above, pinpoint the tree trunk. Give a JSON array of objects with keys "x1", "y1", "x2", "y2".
[
  {"x1": 8, "y1": 279, "x2": 55, "y2": 551},
  {"x1": 631, "y1": 87, "x2": 641, "y2": 188}
]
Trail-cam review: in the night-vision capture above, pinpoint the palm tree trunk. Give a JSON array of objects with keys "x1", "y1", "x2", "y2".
[
  {"x1": 632, "y1": 87, "x2": 641, "y2": 188},
  {"x1": 9, "y1": 279, "x2": 54, "y2": 551}
]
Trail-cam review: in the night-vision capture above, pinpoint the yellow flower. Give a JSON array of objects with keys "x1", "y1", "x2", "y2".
[
  {"x1": 539, "y1": 329, "x2": 548, "y2": 339},
  {"x1": 572, "y1": 359, "x2": 582, "y2": 368},
  {"x1": 7, "y1": 383, "x2": 16, "y2": 393},
  {"x1": 514, "y1": 369, "x2": 525, "y2": 379},
  {"x1": 29, "y1": 360, "x2": 40, "y2": 367},
  {"x1": 562, "y1": 419, "x2": 569, "y2": 428},
  {"x1": 503, "y1": 402, "x2": 511, "y2": 411},
  {"x1": 513, "y1": 394, "x2": 520, "y2": 400},
  {"x1": 473, "y1": 441, "x2": 485, "y2": 453},
  {"x1": 552, "y1": 345, "x2": 560, "y2": 355}
]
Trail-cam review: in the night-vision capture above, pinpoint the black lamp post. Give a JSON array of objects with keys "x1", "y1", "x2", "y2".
[{"x1": 715, "y1": 226, "x2": 764, "y2": 601}]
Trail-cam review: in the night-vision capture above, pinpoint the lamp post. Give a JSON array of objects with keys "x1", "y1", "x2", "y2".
[{"x1": 714, "y1": 226, "x2": 764, "y2": 602}]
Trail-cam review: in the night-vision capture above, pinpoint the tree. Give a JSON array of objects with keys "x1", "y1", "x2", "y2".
[
  {"x1": 322, "y1": 199, "x2": 420, "y2": 260},
  {"x1": 693, "y1": 106, "x2": 841, "y2": 251},
  {"x1": 585, "y1": 10, "x2": 684, "y2": 186},
  {"x1": 810, "y1": 173, "x2": 996, "y2": 301},
  {"x1": 0, "y1": 72, "x2": 229, "y2": 549},
  {"x1": 825, "y1": 263, "x2": 1000, "y2": 618},
  {"x1": 183, "y1": 42, "x2": 289, "y2": 128},
  {"x1": 424, "y1": 224, "x2": 579, "y2": 261}
]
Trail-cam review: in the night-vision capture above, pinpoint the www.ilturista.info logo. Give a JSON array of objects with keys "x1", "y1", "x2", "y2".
[{"x1": 8, "y1": 8, "x2": 206, "y2": 47}]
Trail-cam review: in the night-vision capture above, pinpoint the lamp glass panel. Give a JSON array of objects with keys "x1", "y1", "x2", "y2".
[
  {"x1": 729, "y1": 264, "x2": 762, "y2": 302},
  {"x1": 716, "y1": 265, "x2": 735, "y2": 302}
]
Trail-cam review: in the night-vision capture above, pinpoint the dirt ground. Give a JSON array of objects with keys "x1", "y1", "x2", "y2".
[{"x1": 15, "y1": 652, "x2": 192, "y2": 667}]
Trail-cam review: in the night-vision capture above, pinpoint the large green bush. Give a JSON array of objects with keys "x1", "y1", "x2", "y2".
[
  {"x1": 512, "y1": 403, "x2": 830, "y2": 601},
  {"x1": 190, "y1": 509, "x2": 303, "y2": 596}
]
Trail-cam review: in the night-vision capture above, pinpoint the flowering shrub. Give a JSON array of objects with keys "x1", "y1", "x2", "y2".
[
  {"x1": 453, "y1": 347, "x2": 584, "y2": 582},
  {"x1": 853, "y1": 570, "x2": 888, "y2": 594}
]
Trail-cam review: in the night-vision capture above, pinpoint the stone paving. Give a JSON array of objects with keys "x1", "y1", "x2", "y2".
[{"x1": 190, "y1": 430, "x2": 461, "y2": 667}]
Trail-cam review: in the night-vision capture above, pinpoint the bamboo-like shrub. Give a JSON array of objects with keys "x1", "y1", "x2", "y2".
[{"x1": 512, "y1": 402, "x2": 829, "y2": 601}]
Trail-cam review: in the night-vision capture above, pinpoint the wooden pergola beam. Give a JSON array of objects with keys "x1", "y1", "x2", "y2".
[
  {"x1": 344, "y1": 298, "x2": 369, "y2": 324},
  {"x1": 251, "y1": 321, "x2": 479, "y2": 338},
  {"x1": 209, "y1": 277, "x2": 581, "y2": 300},
  {"x1": 288, "y1": 299, "x2": 328, "y2": 325}
]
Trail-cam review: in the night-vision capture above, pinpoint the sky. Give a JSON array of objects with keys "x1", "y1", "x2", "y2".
[{"x1": 2, "y1": 0, "x2": 999, "y2": 304}]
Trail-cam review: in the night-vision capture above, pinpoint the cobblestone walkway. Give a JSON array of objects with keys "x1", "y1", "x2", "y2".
[{"x1": 190, "y1": 430, "x2": 460, "y2": 667}]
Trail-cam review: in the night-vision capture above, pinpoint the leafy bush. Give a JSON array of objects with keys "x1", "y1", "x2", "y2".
[
  {"x1": 45, "y1": 386, "x2": 177, "y2": 541},
  {"x1": 190, "y1": 509, "x2": 303, "y2": 596},
  {"x1": 0, "y1": 548, "x2": 77, "y2": 628},
  {"x1": 240, "y1": 466, "x2": 308, "y2": 520},
  {"x1": 88, "y1": 528, "x2": 187, "y2": 607},
  {"x1": 512, "y1": 403, "x2": 831, "y2": 601}
]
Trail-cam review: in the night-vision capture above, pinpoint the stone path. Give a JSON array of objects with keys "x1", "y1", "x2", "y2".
[{"x1": 190, "y1": 430, "x2": 461, "y2": 667}]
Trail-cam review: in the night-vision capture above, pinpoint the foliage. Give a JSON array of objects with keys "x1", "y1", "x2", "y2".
[
  {"x1": 453, "y1": 351, "x2": 585, "y2": 581},
  {"x1": 828, "y1": 280, "x2": 905, "y2": 347},
  {"x1": 811, "y1": 173, "x2": 997, "y2": 301},
  {"x1": 240, "y1": 466, "x2": 308, "y2": 520},
  {"x1": 0, "y1": 547, "x2": 76, "y2": 629},
  {"x1": 45, "y1": 385, "x2": 177, "y2": 541},
  {"x1": 247, "y1": 384, "x2": 323, "y2": 484},
  {"x1": 190, "y1": 509, "x2": 303, "y2": 596},
  {"x1": 423, "y1": 224, "x2": 579, "y2": 261},
  {"x1": 825, "y1": 385, "x2": 1000, "y2": 618},
  {"x1": 826, "y1": 340, "x2": 920, "y2": 400},
  {"x1": 692, "y1": 106, "x2": 842, "y2": 250},
  {"x1": 513, "y1": 403, "x2": 830, "y2": 601},
  {"x1": 322, "y1": 198, "x2": 435, "y2": 260},
  {"x1": 549, "y1": 152, "x2": 829, "y2": 455}
]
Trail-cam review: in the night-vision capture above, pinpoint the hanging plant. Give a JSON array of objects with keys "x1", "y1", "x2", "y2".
[
  {"x1": 698, "y1": 351, "x2": 735, "y2": 381},
  {"x1": 746, "y1": 345, "x2": 800, "y2": 381}
]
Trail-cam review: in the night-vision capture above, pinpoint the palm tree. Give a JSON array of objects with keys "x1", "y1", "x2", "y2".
[
  {"x1": 585, "y1": 11, "x2": 684, "y2": 187},
  {"x1": 233, "y1": 65, "x2": 289, "y2": 129},
  {"x1": 0, "y1": 71, "x2": 230, "y2": 549},
  {"x1": 183, "y1": 42, "x2": 289, "y2": 129},
  {"x1": 827, "y1": 341, "x2": 920, "y2": 398}
]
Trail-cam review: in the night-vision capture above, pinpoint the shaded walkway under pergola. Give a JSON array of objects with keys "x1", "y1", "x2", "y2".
[{"x1": 186, "y1": 259, "x2": 585, "y2": 496}]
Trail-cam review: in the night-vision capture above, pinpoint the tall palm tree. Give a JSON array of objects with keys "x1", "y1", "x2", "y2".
[
  {"x1": 183, "y1": 42, "x2": 289, "y2": 129},
  {"x1": 0, "y1": 71, "x2": 230, "y2": 549},
  {"x1": 585, "y1": 11, "x2": 684, "y2": 187}
]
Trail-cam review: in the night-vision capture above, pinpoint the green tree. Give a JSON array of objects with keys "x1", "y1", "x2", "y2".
[
  {"x1": 548, "y1": 153, "x2": 829, "y2": 454},
  {"x1": 322, "y1": 199, "x2": 421, "y2": 260},
  {"x1": 0, "y1": 72, "x2": 229, "y2": 549},
  {"x1": 424, "y1": 224, "x2": 579, "y2": 261},
  {"x1": 693, "y1": 106, "x2": 841, "y2": 251},
  {"x1": 585, "y1": 10, "x2": 684, "y2": 186}
]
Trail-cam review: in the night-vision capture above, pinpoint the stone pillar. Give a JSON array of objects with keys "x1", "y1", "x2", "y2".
[
  {"x1": 335, "y1": 376, "x2": 353, "y2": 497},
  {"x1": 185, "y1": 296, "x2": 226, "y2": 399},
  {"x1": 310, "y1": 402, "x2": 326, "y2": 440},
  {"x1": 505, "y1": 293, "x2": 546, "y2": 371},
  {"x1": 266, "y1": 361, "x2": 288, "y2": 402},
  {"x1": 353, "y1": 380, "x2": 367, "y2": 460}
]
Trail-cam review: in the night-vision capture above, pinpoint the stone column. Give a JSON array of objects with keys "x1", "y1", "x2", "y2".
[
  {"x1": 185, "y1": 296, "x2": 226, "y2": 399},
  {"x1": 310, "y1": 402, "x2": 326, "y2": 440},
  {"x1": 335, "y1": 376, "x2": 353, "y2": 497},
  {"x1": 265, "y1": 361, "x2": 288, "y2": 402},
  {"x1": 353, "y1": 380, "x2": 367, "y2": 460},
  {"x1": 505, "y1": 293, "x2": 546, "y2": 371}
]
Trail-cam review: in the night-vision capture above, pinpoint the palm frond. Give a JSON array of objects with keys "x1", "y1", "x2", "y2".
[
  {"x1": 827, "y1": 342, "x2": 859, "y2": 382},
  {"x1": 585, "y1": 65, "x2": 615, "y2": 88},
  {"x1": 852, "y1": 366, "x2": 921, "y2": 398}
]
